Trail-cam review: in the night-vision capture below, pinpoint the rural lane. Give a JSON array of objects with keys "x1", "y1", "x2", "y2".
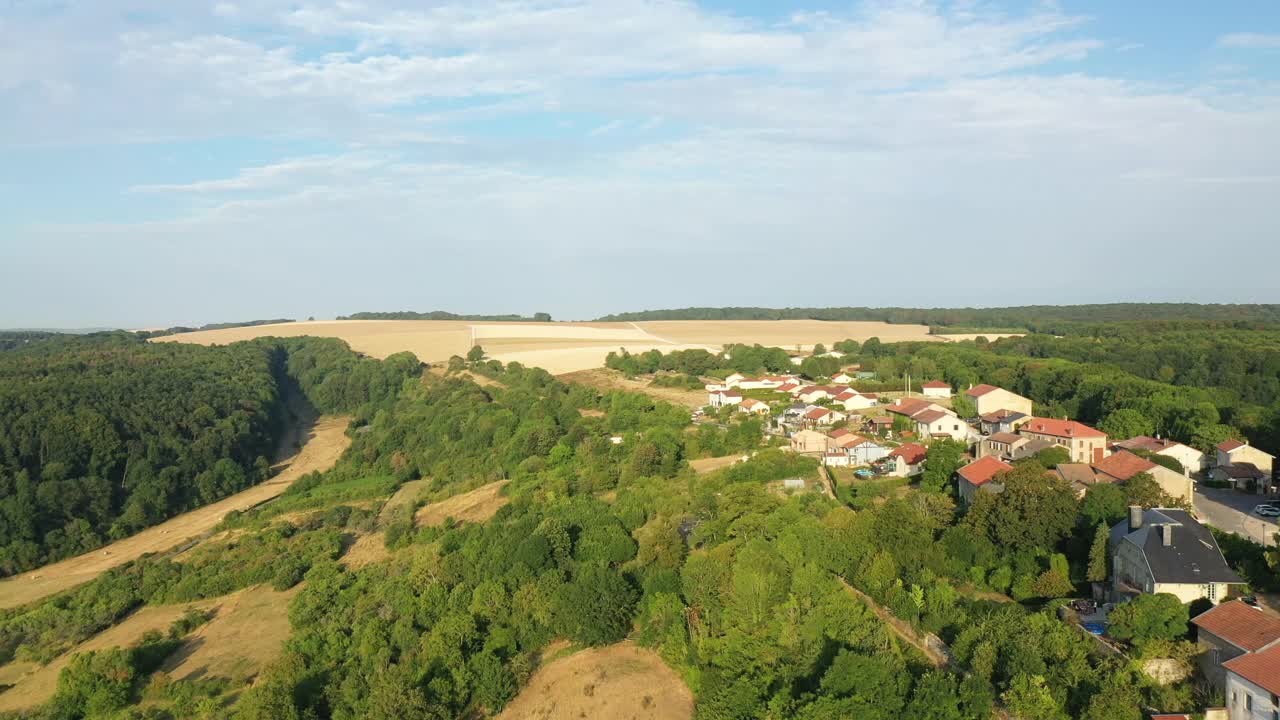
[{"x1": 0, "y1": 415, "x2": 351, "y2": 610}]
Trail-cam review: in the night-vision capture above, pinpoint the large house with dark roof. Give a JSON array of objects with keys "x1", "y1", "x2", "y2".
[{"x1": 1109, "y1": 507, "x2": 1242, "y2": 604}]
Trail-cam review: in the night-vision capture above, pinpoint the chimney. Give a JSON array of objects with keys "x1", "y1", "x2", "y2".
[
  {"x1": 1161, "y1": 524, "x2": 1173, "y2": 547},
  {"x1": 1128, "y1": 506, "x2": 1143, "y2": 532}
]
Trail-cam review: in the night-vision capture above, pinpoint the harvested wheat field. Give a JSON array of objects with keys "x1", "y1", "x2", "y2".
[
  {"x1": 559, "y1": 368, "x2": 707, "y2": 410},
  {"x1": 415, "y1": 481, "x2": 511, "y2": 528},
  {"x1": 496, "y1": 641, "x2": 693, "y2": 720},
  {"x1": 154, "y1": 319, "x2": 934, "y2": 375},
  {"x1": 0, "y1": 599, "x2": 221, "y2": 711},
  {"x1": 161, "y1": 584, "x2": 300, "y2": 684},
  {"x1": 0, "y1": 415, "x2": 351, "y2": 611}
]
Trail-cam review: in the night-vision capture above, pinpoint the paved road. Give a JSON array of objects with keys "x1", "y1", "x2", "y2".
[{"x1": 1194, "y1": 485, "x2": 1278, "y2": 546}]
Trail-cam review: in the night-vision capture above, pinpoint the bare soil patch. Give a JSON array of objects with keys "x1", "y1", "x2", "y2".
[
  {"x1": 161, "y1": 584, "x2": 299, "y2": 684},
  {"x1": 0, "y1": 599, "x2": 220, "y2": 711},
  {"x1": 0, "y1": 416, "x2": 351, "y2": 611},
  {"x1": 378, "y1": 478, "x2": 434, "y2": 524},
  {"x1": 415, "y1": 481, "x2": 511, "y2": 528},
  {"x1": 496, "y1": 641, "x2": 693, "y2": 720},
  {"x1": 559, "y1": 368, "x2": 706, "y2": 410}
]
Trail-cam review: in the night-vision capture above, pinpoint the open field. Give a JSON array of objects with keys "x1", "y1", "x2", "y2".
[
  {"x1": 378, "y1": 478, "x2": 434, "y2": 523},
  {"x1": 559, "y1": 368, "x2": 707, "y2": 409},
  {"x1": 690, "y1": 454, "x2": 749, "y2": 474},
  {"x1": 415, "y1": 480, "x2": 511, "y2": 527},
  {"x1": 340, "y1": 533, "x2": 390, "y2": 569},
  {"x1": 0, "y1": 415, "x2": 351, "y2": 611},
  {"x1": 162, "y1": 584, "x2": 299, "y2": 684},
  {"x1": 0, "y1": 599, "x2": 221, "y2": 711},
  {"x1": 496, "y1": 641, "x2": 693, "y2": 720},
  {"x1": 153, "y1": 319, "x2": 936, "y2": 375}
]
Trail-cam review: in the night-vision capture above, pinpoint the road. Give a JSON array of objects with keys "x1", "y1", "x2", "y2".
[
  {"x1": 1194, "y1": 485, "x2": 1278, "y2": 547},
  {"x1": 0, "y1": 414, "x2": 351, "y2": 610}
]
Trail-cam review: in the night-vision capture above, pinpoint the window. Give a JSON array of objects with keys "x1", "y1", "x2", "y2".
[{"x1": 1247, "y1": 695, "x2": 1253, "y2": 711}]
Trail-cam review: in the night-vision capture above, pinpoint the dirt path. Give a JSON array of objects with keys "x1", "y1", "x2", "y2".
[
  {"x1": 839, "y1": 579, "x2": 951, "y2": 667},
  {"x1": 496, "y1": 641, "x2": 693, "y2": 720},
  {"x1": 0, "y1": 415, "x2": 352, "y2": 611}
]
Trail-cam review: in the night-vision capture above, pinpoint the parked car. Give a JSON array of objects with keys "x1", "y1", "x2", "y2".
[{"x1": 1253, "y1": 504, "x2": 1280, "y2": 517}]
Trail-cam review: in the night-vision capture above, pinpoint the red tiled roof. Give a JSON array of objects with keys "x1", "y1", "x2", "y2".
[
  {"x1": 886, "y1": 398, "x2": 936, "y2": 418},
  {"x1": 829, "y1": 428, "x2": 853, "y2": 438},
  {"x1": 1223, "y1": 643, "x2": 1280, "y2": 695},
  {"x1": 922, "y1": 380, "x2": 950, "y2": 389},
  {"x1": 913, "y1": 409, "x2": 950, "y2": 424},
  {"x1": 740, "y1": 399, "x2": 763, "y2": 409},
  {"x1": 1092, "y1": 450, "x2": 1157, "y2": 481},
  {"x1": 957, "y1": 456, "x2": 1013, "y2": 486},
  {"x1": 1022, "y1": 417, "x2": 1106, "y2": 439},
  {"x1": 987, "y1": 432, "x2": 1023, "y2": 445},
  {"x1": 718, "y1": 390, "x2": 742, "y2": 398},
  {"x1": 1192, "y1": 600, "x2": 1280, "y2": 652},
  {"x1": 870, "y1": 416, "x2": 892, "y2": 424},
  {"x1": 965, "y1": 384, "x2": 1000, "y2": 398},
  {"x1": 1217, "y1": 439, "x2": 1246, "y2": 452},
  {"x1": 804, "y1": 408, "x2": 832, "y2": 420},
  {"x1": 1113, "y1": 436, "x2": 1188, "y2": 454},
  {"x1": 862, "y1": 393, "x2": 879, "y2": 400},
  {"x1": 890, "y1": 443, "x2": 927, "y2": 464}
]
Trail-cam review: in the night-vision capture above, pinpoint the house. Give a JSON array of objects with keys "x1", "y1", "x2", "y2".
[
  {"x1": 980, "y1": 431, "x2": 1027, "y2": 459},
  {"x1": 803, "y1": 407, "x2": 845, "y2": 427},
  {"x1": 978, "y1": 409, "x2": 1031, "y2": 435},
  {"x1": 1093, "y1": 450, "x2": 1194, "y2": 503},
  {"x1": 822, "y1": 452, "x2": 852, "y2": 467},
  {"x1": 1191, "y1": 600, "x2": 1280, "y2": 689},
  {"x1": 1109, "y1": 507, "x2": 1242, "y2": 604},
  {"x1": 777, "y1": 381, "x2": 801, "y2": 395},
  {"x1": 1215, "y1": 440, "x2": 1275, "y2": 494},
  {"x1": 724, "y1": 373, "x2": 747, "y2": 386},
  {"x1": 789, "y1": 429, "x2": 831, "y2": 454},
  {"x1": 956, "y1": 456, "x2": 1014, "y2": 504},
  {"x1": 789, "y1": 355, "x2": 804, "y2": 366},
  {"x1": 868, "y1": 416, "x2": 894, "y2": 433},
  {"x1": 708, "y1": 389, "x2": 743, "y2": 408},
  {"x1": 783, "y1": 404, "x2": 811, "y2": 421},
  {"x1": 1224, "y1": 644, "x2": 1280, "y2": 720},
  {"x1": 1056, "y1": 463, "x2": 1104, "y2": 497},
  {"x1": 739, "y1": 398, "x2": 771, "y2": 416},
  {"x1": 835, "y1": 390, "x2": 878, "y2": 412},
  {"x1": 797, "y1": 386, "x2": 835, "y2": 404},
  {"x1": 831, "y1": 371, "x2": 856, "y2": 384},
  {"x1": 912, "y1": 409, "x2": 968, "y2": 442},
  {"x1": 886, "y1": 398, "x2": 947, "y2": 419},
  {"x1": 1216, "y1": 440, "x2": 1275, "y2": 475},
  {"x1": 921, "y1": 380, "x2": 952, "y2": 399},
  {"x1": 964, "y1": 384, "x2": 1033, "y2": 416},
  {"x1": 845, "y1": 436, "x2": 889, "y2": 464},
  {"x1": 828, "y1": 428, "x2": 859, "y2": 448},
  {"x1": 887, "y1": 443, "x2": 928, "y2": 477},
  {"x1": 1113, "y1": 436, "x2": 1206, "y2": 473},
  {"x1": 1019, "y1": 417, "x2": 1108, "y2": 464}
]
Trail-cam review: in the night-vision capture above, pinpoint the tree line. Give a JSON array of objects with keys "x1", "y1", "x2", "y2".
[{"x1": 336, "y1": 311, "x2": 552, "y2": 322}]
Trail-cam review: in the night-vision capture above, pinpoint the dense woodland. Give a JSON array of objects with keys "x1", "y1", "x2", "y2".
[
  {"x1": 5, "y1": 348, "x2": 1269, "y2": 719},
  {"x1": 0, "y1": 334, "x2": 419, "y2": 575},
  {"x1": 143, "y1": 319, "x2": 295, "y2": 338},
  {"x1": 596, "y1": 304, "x2": 1280, "y2": 333}
]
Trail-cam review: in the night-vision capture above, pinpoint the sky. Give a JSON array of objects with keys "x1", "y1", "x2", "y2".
[{"x1": 2, "y1": 1, "x2": 1279, "y2": 327}]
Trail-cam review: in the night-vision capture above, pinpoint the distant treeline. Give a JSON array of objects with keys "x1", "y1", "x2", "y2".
[
  {"x1": 338, "y1": 310, "x2": 552, "y2": 322},
  {"x1": 0, "y1": 331, "x2": 62, "y2": 352},
  {"x1": 143, "y1": 319, "x2": 295, "y2": 338},
  {"x1": 596, "y1": 304, "x2": 1280, "y2": 332}
]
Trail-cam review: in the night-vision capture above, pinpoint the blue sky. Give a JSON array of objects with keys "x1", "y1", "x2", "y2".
[{"x1": 2, "y1": 1, "x2": 1279, "y2": 327}]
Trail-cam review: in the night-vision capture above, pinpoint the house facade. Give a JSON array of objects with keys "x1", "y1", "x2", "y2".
[
  {"x1": 789, "y1": 429, "x2": 831, "y2": 454},
  {"x1": 1110, "y1": 507, "x2": 1242, "y2": 604},
  {"x1": 1019, "y1": 417, "x2": 1108, "y2": 464},
  {"x1": 921, "y1": 380, "x2": 952, "y2": 399},
  {"x1": 708, "y1": 389, "x2": 744, "y2": 408},
  {"x1": 956, "y1": 456, "x2": 1014, "y2": 505},
  {"x1": 913, "y1": 409, "x2": 968, "y2": 442},
  {"x1": 1093, "y1": 450, "x2": 1194, "y2": 503},
  {"x1": 738, "y1": 398, "x2": 771, "y2": 416},
  {"x1": 1224, "y1": 645, "x2": 1280, "y2": 720},
  {"x1": 1191, "y1": 600, "x2": 1280, "y2": 689},
  {"x1": 887, "y1": 443, "x2": 927, "y2": 477},
  {"x1": 1114, "y1": 436, "x2": 1206, "y2": 472},
  {"x1": 1216, "y1": 440, "x2": 1275, "y2": 474},
  {"x1": 964, "y1": 384, "x2": 1034, "y2": 416}
]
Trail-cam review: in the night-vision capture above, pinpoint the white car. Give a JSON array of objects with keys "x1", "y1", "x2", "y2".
[{"x1": 1253, "y1": 504, "x2": 1280, "y2": 517}]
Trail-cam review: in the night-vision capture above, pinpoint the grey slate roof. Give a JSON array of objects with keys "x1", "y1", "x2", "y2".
[{"x1": 1110, "y1": 508, "x2": 1243, "y2": 585}]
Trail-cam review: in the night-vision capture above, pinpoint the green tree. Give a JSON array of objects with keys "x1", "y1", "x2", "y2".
[
  {"x1": 922, "y1": 440, "x2": 965, "y2": 494},
  {"x1": 1002, "y1": 674, "x2": 1066, "y2": 720},
  {"x1": 467, "y1": 345, "x2": 485, "y2": 362},
  {"x1": 1080, "y1": 484, "x2": 1127, "y2": 528},
  {"x1": 951, "y1": 394, "x2": 976, "y2": 419},
  {"x1": 1087, "y1": 523, "x2": 1109, "y2": 583},
  {"x1": 554, "y1": 563, "x2": 638, "y2": 646},
  {"x1": 1107, "y1": 593, "x2": 1188, "y2": 646},
  {"x1": 1098, "y1": 408, "x2": 1155, "y2": 440},
  {"x1": 965, "y1": 464, "x2": 1078, "y2": 552}
]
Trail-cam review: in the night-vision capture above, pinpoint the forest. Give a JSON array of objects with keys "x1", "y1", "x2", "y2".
[
  {"x1": 4, "y1": 347, "x2": 1258, "y2": 719},
  {"x1": 0, "y1": 333, "x2": 419, "y2": 575},
  {"x1": 596, "y1": 304, "x2": 1280, "y2": 332}
]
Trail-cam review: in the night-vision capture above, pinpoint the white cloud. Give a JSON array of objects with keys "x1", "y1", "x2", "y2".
[{"x1": 1219, "y1": 33, "x2": 1280, "y2": 49}]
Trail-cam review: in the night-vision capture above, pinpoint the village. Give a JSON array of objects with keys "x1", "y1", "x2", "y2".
[{"x1": 703, "y1": 362, "x2": 1280, "y2": 720}]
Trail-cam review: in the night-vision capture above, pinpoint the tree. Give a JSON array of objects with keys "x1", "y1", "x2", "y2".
[
  {"x1": 1028, "y1": 446, "x2": 1071, "y2": 469},
  {"x1": 1087, "y1": 523, "x2": 1109, "y2": 583},
  {"x1": 812, "y1": 343, "x2": 827, "y2": 356},
  {"x1": 922, "y1": 440, "x2": 965, "y2": 494},
  {"x1": 1002, "y1": 674, "x2": 1066, "y2": 720},
  {"x1": 1098, "y1": 409, "x2": 1155, "y2": 441},
  {"x1": 554, "y1": 563, "x2": 638, "y2": 645},
  {"x1": 1080, "y1": 484, "x2": 1127, "y2": 528},
  {"x1": 533, "y1": 312, "x2": 552, "y2": 322},
  {"x1": 965, "y1": 464, "x2": 1078, "y2": 552},
  {"x1": 1125, "y1": 472, "x2": 1172, "y2": 508},
  {"x1": 951, "y1": 394, "x2": 976, "y2": 419},
  {"x1": 467, "y1": 345, "x2": 485, "y2": 362},
  {"x1": 1106, "y1": 593, "x2": 1188, "y2": 646}
]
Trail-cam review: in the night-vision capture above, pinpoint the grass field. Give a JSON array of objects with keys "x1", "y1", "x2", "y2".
[
  {"x1": 161, "y1": 584, "x2": 299, "y2": 684},
  {"x1": 154, "y1": 319, "x2": 937, "y2": 375},
  {"x1": 415, "y1": 480, "x2": 511, "y2": 528},
  {"x1": 496, "y1": 641, "x2": 693, "y2": 720},
  {"x1": 0, "y1": 415, "x2": 352, "y2": 611},
  {"x1": 559, "y1": 368, "x2": 708, "y2": 409}
]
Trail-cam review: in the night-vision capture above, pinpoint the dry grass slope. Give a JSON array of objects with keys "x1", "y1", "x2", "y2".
[
  {"x1": 415, "y1": 481, "x2": 511, "y2": 528},
  {"x1": 496, "y1": 641, "x2": 693, "y2": 720},
  {"x1": 161, "y1": 584, "x2": 300, "y2": 684}
]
